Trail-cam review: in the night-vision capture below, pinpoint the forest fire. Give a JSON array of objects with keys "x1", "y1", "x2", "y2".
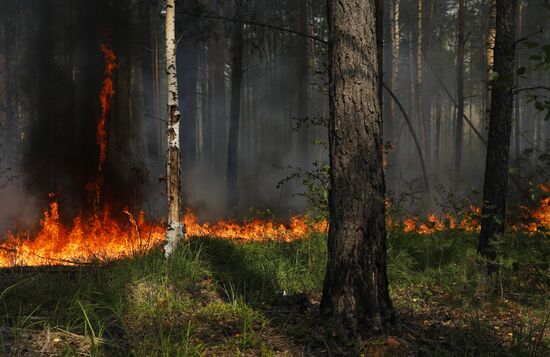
[
  {"x1": 97, "y1": 41, "x2": 117, "y2": 173},
  {"x1": 0, "y1": 196, "x2": 547, "y2": 267},
  {"x1": 88, "y1": 41, "x2": 117, "y2": 208},
  {"x1": 0, "y1": 201, "x2": 328, "y2": 267}
]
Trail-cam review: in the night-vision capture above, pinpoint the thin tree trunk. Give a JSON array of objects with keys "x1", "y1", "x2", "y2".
[
  {"x1": 296, "y1": 0, "x2": 310, "y2": 168},
  {"x1": 390, "y1": 0, "x2": 400, "y2": 136},
  {"x1": 416, "y1": 0, "x2": 428, "y2": 165},
  {"x1": 454, "y1": 0, "x2": 465, "y2": 186},
  {"x1": 513, "y1": 2, "x2": 523, "y2": 160},
  {"x1": 435, "y1": 93, "x2": 442, "y2": 174},
  {"x1": 384, "y1": 83, "x2": 430, "y2": 193},
  {"x1": 321, "y1": 0, "x2": 395, "y2": 335},
  {"x1": 164, "y1": 0, "x2": 185, "y2": 257},
  {"x1": 226, "y1": 12, "x2": 244, "y2": 212},
  {"x1": 478, "y1": 0, "x2": 517, "y2": 273}
]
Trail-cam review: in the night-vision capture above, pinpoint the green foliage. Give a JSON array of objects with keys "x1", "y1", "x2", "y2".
[
  {"x1": 0, "y1": 231, "x2": 547, "y2": 355},
  {"x1": 277, "y1": 161, "x2": 329, "y2": 220}
]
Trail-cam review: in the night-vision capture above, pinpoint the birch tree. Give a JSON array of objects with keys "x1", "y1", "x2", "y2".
[{"x1": 164, "y1": 0, "x2": 185, "y2": 257}]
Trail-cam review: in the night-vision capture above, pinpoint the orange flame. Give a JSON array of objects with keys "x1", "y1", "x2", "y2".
[
  {"x1": 89, "y1": 41, "x2": 117, "y2": 209},
  {"x1": 97, "y1": 42, "x2": 116, "y2": 173},
  {"x1": 0, "y1": 202, "x2": 328, "y2": 267},
  {"x1": 0, "y1": 195, "x2": 547, "y2": 267}
]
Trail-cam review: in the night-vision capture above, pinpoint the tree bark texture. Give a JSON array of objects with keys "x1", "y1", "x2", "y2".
[
  {"x1": 321, "y1": 0, "x2": 395, "y2": 336},
  {"x1": 478, "y1": 0, "x2": 517, "y2": 268},
  {"x1": 485, "y1": 0, "x2": 497, "y2": 130},
  {"x1": 164, "y1": 0, "x2": 185, "y2": 257}
]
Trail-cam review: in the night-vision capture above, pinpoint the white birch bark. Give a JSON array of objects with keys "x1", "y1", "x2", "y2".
[{"x1": 164, "y1": 0, "x2": 185, "y2": 257}]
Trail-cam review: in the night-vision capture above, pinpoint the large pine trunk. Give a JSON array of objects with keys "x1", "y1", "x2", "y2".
[
  {"x1": 321, "y1": 0, "x2": 395, "y2": 336},
  {"x1": 478, "y1": 0, "x2": 517, "y2": 270}
]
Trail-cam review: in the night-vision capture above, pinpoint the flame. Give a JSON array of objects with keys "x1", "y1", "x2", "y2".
[
  {"x1": 97, "y1": 42, "x2": 116, "y2": 173},
  {"x1": 0, "y1": 202, "x2": 328, "y2": 267},
  {"x1": 89, "y1": 41, "x2": 117, "y2": 208},
  {"x1": 0, "y1": 194, "x2": 547, "y2": 267}
]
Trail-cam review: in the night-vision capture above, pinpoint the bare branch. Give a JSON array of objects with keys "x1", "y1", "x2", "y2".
[
  {"x1": 514, "y1": 26, "x2": 544, "y2": 47},
  {"x1": 513, "y1": 86, "x2": 550, "y2": 94}
]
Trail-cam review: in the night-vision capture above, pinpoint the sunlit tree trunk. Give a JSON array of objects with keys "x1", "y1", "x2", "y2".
[
  {"x1": 478, "y1": 0, "x2": 517, "y2": 273},
  {"x1": 485, "y1": 0, "x2": 497, "y2": 131},
  {"x1": 321, "y1": 0, "x2": 395, "y2": 336},
  {"x1": 390, "y1": 0, "x2": 400, "y2": 133},
  {"x1": 164, "y1": 0, "x2": 185, "y2": 257}
]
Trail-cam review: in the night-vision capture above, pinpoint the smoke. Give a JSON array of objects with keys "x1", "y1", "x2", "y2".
[{"x1": 1, "y1": 0, "x2": 548, "y2": 236}]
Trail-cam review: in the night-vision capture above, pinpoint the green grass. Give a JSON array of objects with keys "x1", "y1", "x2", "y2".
[{"x1": 0, "y1": 231, "x2": 548, "y2": 355}]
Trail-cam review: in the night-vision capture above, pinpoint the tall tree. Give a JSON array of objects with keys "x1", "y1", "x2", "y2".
[
  {"x1": 321, "y1": 0, "x2": 395, "y2": 335},
  {"x1": 390, "y1": 0, "x2": 400, "y2": 134},
  {"x1": 478, "y1": 0, "x2": 517, "y2": 272},
  {"x1": 296, "y1": 0, "x2": 310, "y2": 168},
  {"x1": 226, "y1": 3, "x2": 244, "y2": 212},
  {"x1": 454, "y1": 0, "x2": 465, "y2": 185},
  {"x1": 484, "y1": 0, "x2": 497, "y2": 131},
  {"x1": 164, "y1": 0, "x2": 185, "y2": 257},
  {"x1": 416, "y1": 0, "x2": 428, "y2": 166}
]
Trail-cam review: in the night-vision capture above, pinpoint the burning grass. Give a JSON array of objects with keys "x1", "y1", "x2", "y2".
[
  {"x1": 0, "y1": 193, "x2": 548, "y2": 268},
  {"x1": 0, "y1": 201, "x2": 329, "y2": 267},
  {"x1": 1, "y1": 194, "x2": 549, "y2": 268},
  {"x1": 0, "y1": 231, "x2": 547, "y2": 355}
]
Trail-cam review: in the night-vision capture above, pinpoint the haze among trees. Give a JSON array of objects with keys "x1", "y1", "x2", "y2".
[{"x1": 0, "y1": 0, "x2": 548, "y2": 355}]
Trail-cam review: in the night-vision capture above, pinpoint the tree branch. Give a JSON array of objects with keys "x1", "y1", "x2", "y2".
[
  {"x1": 513, "y1": 85, "x2": 550, "y2": 94},
  {"x1": 513, "y1": 26, "x2": 544, "y2": 47},
  {"x1": 382, "y1": 82, "x2": 430, "y2": 194},
  {"x1": 181, "y1": 11, "x2": 329, "y2": 44}
]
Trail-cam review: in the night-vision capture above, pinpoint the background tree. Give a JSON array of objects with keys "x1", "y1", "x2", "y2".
[
  {"x1": 454, "y1": 0, "x2": 465, "y2": 187},
  {"x1": 226, "y1": 0, "x2": 244, "y2": 211}
]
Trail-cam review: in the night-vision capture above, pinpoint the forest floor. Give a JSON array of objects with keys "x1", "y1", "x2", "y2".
[{"x1": 0, "y1": 231, "x2": 548, "y2": 356}]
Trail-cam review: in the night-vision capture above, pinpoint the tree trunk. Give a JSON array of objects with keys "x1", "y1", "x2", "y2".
[
  {"x1": 321, "y1": 0, "x2": 395, "y2": 336},
  {"x1": 513, "y1": 2, "x2": 524, "y2": 160},
  {"x1": 416, "y1": 0, "x2": 428, "y2": 165},
  {"x1": 390, "y1": 0, "x2": 400, "y2": 137},
  {"x1": 164, "y1": 0, "x2": 185, "y2": 257},
  {"x1": 485, "y1": 0, "x2": 497, "y2": 131},
  {"x1": 296, "y1": 0, "x2": 310, "y2": 169},
  {"x1": 213, "y1": 34, "x2": 227, "y2": 172},
  {"x1": 226, "y1": 14, "x2": 244, "y2": 212},
  {"x1": 478, "y1": 0, "x2": 517, "y2": 272},
  {"x1": 454, "y1": 0, "x2": 465, "y2": 186},
  {"x1": 435, "y1": 93, "x2": 442, "y2": 174}
]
